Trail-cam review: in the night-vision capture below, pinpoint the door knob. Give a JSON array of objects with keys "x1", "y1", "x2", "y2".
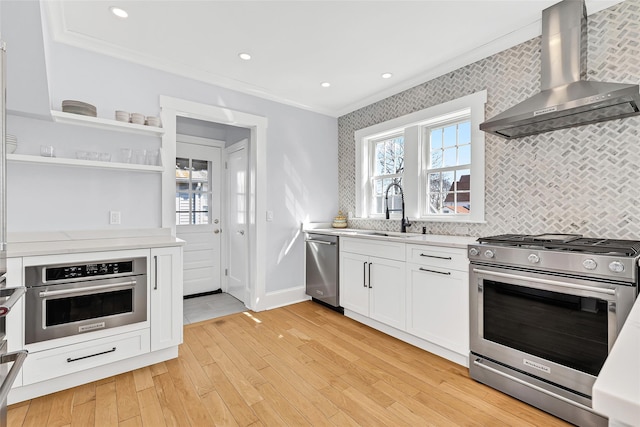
[
  {"x1": 214, "y1": 219, "x2": 219, "y2": 224},
  {"x1": 237, "y1": 230, "x2": 245, "y2": 236},
  {"x1": 214, "y1": 229, "x2": 220, "y2": 234}
]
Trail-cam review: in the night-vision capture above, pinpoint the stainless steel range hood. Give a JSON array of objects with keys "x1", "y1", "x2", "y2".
[{"x1": 480, "y1": 0, "x2": 640, "y2": 139}]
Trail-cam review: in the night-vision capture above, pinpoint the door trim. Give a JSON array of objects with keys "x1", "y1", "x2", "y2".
[{"x1": 160, "y1": 96, "x2": 268, "y2": 311}]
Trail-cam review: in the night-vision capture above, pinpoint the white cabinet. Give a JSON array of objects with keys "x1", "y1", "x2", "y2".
[
  {"x1": 340, "y1": 237, "x2": 406, "y2": 330},
  {"x1": 150, "y1": 246, "x2": 184, "y2": 351},
  {"x1": 406, "y1": 244, "x2": 469, "y2": 356},
  {"x1": 339, "y1": 236, "x2": 471, "y2": 366}
]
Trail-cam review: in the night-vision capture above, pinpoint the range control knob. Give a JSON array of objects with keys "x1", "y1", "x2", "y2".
[
  {"x1": 527, "y1": 254, "x2": 540, "y2": 264},
  {"x1": 582, "y1": 259, "x2": 597, "y2": 270},
  {"x1": 609, "y1": 261, "x2": 625, "y2": 273},
  {"x1": 469, "y1": 247, "x2": 480, "y2": 256},
  {"x1": 484, "y1": 250, "x2": 495, "y2": 259}
]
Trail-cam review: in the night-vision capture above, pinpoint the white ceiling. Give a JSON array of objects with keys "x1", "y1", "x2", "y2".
[{"x1": 42, "y1": 0, "x2": 623, "y2": 117}]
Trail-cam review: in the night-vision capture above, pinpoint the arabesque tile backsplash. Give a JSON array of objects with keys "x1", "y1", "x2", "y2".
[{"x1": 338, "y1": 0, "x2": 640, "y2": 239}]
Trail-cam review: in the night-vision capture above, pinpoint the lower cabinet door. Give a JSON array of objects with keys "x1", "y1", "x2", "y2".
[
  {"x1": 150, "y1": 246, "x2": 184, "y2": 351},
  {"x1": 406, "y1": 264, "x2": 469, "y2": 355},
  {"x1": 22, "y1": 329, "x2": 151, "y2": 385},
  {"x1": 369, "y1": 257, "x2": 406, "y2": 330},
  {"x1": 340, "y1": 251, "x2": 370, "y2": 316}
]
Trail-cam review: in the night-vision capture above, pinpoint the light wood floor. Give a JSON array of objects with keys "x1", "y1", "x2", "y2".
[{"x1": 8, "y1": 301, "x2": 571, "y2": 426}]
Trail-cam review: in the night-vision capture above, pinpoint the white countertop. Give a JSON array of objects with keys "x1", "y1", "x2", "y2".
[
  {"x1": 6, "y1": 228, "x2": 185, "y2": 257},
  {"x1": 305, "y1": 227, "x2": 477, "y2": 249},
  {"x1": 593, "y1": 297, "x2": 640, "y2": 426}
]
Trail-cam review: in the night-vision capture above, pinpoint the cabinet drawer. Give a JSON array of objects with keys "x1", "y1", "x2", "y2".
[
  {"x1": 22, "y1": 329, "x2": 150, "y2": 385},
  {"x1": 406, "y1": 244, "x2": 468, "y2": 272},
  {"x1": 341, "y1": 237, "x2": 405, "y2": 261}
]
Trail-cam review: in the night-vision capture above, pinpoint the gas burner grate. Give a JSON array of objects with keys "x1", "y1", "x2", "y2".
[{"x1": 477, "y1": 234, "x2": 640, "y2": 257}]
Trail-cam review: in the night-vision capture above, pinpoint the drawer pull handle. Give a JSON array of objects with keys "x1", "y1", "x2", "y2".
[
  {"x1": 67, "y1": 347, "x2": 116, "y2": 363},
  {"x1": 363, "y1": 262, "x2": 367, "y2": 287},
  {"x1": 420, "y1": 254, "x2": 452, "y2": 260},
  {"x1": 419, "y1": 267, "x2": 451, "y2": 276}
]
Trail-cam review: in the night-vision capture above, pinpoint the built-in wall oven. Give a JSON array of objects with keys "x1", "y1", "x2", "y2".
[
  {"x1": 468, "y1": 234, "x2": 639, "y2": 427},
  {"x1": 25, "y1": 257, "x2": 147, "y2": 344}
]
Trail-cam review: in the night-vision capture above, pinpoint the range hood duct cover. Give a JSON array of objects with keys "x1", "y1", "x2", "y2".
[{"x1": 479, "y1": 0, "x2": 640, "y2": 139}]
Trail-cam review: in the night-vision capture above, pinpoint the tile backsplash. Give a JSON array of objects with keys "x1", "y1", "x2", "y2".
[{"x1": 338, "y1": 0, "x2": 640, "y2": 239}]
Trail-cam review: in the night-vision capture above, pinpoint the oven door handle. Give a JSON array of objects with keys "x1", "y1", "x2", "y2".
[
  {"x1": 37, "y1": 281, "x2": 137, "y2": 298},
  {"x1": 472, "y1": 358, "x2": 599, "y2": 415},
  {"x1": 472, "y1": 268, "x2": 617, "y2": 296},
  {"x1": 0, "y1": 350, "x2": 28, "y2": 404}
]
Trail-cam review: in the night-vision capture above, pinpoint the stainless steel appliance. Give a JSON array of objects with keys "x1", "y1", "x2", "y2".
[
  {"x1": 24, "y1": 257, "x2": 147, "y2": 344},
  {"x1": 305, "y1": 233, "x2": 341, "y2": 310},
  {"x1": 480, "y1": 0, "x2": 640, "y2": 139},
  {"x1": 469, "y1": 234, "x2": 639, "y2": 427},
  {"x1": 0, "y1": 39, "x2": 28, "y2": 426}
]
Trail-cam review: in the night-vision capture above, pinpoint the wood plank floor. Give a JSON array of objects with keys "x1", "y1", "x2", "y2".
[{"x1": 8, "y1": 301, "x2": 571, "y2": 426}]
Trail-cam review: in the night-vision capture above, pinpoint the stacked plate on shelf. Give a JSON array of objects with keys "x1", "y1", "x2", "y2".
[
  {"x1": 6, "y1": 134, "x2": 17, "y2": 154},
  {"x1": 61, "y1": 100, "x2": 97, "y2": 117}
]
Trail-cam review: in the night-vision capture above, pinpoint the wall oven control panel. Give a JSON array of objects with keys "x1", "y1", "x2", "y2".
[{"x1": 45, "y1": 261, "x2": 134, "y2": 281}]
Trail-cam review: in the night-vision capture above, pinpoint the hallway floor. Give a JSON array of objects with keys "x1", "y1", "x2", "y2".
[{"x1": 183, "y1": 292, "x2": 247, "y2": 324}]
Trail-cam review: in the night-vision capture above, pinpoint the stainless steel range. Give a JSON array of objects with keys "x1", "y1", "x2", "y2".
[{"x1": 468, "y1": 234, "x2": 639, "y2": 427}]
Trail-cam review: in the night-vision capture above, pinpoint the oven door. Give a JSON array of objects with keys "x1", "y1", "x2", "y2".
[
  {"x1": 469, "y1": 263, "x2": 636, "y2": 397},
  {"x1": 25, "y1": 274, "x2": 147, "y2": 344}
]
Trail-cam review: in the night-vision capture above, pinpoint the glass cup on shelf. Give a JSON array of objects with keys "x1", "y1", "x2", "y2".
[
  {"x1": 133, "y1": 149, "x2": 147, "y2": 164},
  {"x1": 76, "y1": 151, "x2": 88, "y2": 160},
  {"x1": 86, "y1": 152, "x2": 99, "y2": 161},
  {"x1": 120, "y1": 148, "x2": 132, "y2": 163},
  {"x1": 40, "y1": 145, "x2": 55, "y2": 157},
  {"x1": 146, "y1": 149, "x2": 160, "y2": 166},
  {"x1": 99, "y1": 152, "x2": 112, "y2": 162}
]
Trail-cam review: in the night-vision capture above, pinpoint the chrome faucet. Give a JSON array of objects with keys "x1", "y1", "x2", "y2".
[{"x1": 384, "y1": 183, "x2": 412, "y2": 233}]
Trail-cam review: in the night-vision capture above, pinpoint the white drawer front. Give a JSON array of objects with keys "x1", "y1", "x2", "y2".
[
  {"x1": 22, "y1": 329, "x2": 150, "y2": 385},
  {"x1": 341, "y1": 237, "x2": 405, "y2": 261},
  {"x1": 406, "y1": 244, "x2": 468, "y2": 271}
]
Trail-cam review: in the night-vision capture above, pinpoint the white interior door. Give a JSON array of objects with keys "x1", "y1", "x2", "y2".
[
  {"x1": 225, "y1": 141, "x2": 248, "y2": 302},
  {"x1": 176, "y1": 137, "x2": 222, "y2": 296}
]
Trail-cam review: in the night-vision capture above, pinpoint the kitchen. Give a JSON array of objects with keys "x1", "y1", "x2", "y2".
[{"x1": 0, "y1": 0, "x2": 639, "y2": 426}]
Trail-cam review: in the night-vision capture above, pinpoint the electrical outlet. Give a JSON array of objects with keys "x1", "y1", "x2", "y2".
[
  {"x1": 110, "y1": 211, "x2": 121, "y2": 225},
  {"x1": 266, "y1": 210, "x2": 274, "y2": 222},
  {"x1": 455, "y1": 226, "x2": 469, "y2": 235}
]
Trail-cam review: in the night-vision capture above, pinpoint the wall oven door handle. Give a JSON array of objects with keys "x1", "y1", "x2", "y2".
[
  {"x1": 0, "y1": 286, "x2": 26, "y2": 316},
  {"x1": 0, "y1": 350, "x2": 28, "y2": 404},
  {"x1": 38, "y1": 281, "x2": 137, "y2": 298},
  {"x1": 472, "y1": 268, "x2": 617, "y2": 296},
  {"x1": 472, "y1": 358, "x2": 598, "y2": 415}
]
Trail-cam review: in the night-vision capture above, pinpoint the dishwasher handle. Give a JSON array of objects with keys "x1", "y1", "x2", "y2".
[{"x1": 306, "y1": 239, "x2": 336, "y2": 246}]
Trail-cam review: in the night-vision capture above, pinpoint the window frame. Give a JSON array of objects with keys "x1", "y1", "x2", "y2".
[{"x1": 355, "y1": 90, "x2": 486, "y2": 223}]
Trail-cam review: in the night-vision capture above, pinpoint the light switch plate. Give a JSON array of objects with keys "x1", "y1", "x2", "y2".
[
  {"x1": 110, "y1": 211, "x2": 121, "y2": 225},
  {"x1": 266, "y1": 210, "x2": 274, "y2": 222}
]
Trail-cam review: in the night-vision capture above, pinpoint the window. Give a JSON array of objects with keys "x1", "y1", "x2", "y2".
[
  {"x1": 355, "y1": 90, "x2": 486, "y2": 223},
  {"x1": 370, "y1": 134, "x2": 404, "y2": 216},
  {"x1": 425, "y1": 120, "x2": 471, "y2": 215},
  {"x1": 175, "y1": 157, "x2": 211, "y2": 225}
]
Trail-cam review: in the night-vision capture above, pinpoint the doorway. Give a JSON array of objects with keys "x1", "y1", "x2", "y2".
[
  {"x1": 160, "y1": 96, "x2": 268, "y2": 312},
  {"x1": 225, "y1": 140, "x2": 248, "y2": 302},
  {"x1": 175, "y1": 135, "x2": 223, "y2": 296}
]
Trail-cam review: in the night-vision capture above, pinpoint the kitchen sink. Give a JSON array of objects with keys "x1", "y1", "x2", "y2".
[{"x1": 345, "y1": 230, "x2": 418, "y2": 239}]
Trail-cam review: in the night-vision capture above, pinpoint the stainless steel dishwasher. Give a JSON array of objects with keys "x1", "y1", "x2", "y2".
[{"x1": 305, "y1": 233, "x2": 342, "y2": 311}]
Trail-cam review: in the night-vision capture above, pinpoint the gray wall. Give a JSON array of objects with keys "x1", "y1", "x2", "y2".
[
  {"x1": 338, "y1": 0, "x2": 640, "y2": 240},
  {"x1": 4, "y1": 2, "x2": 338, "y2": 294}
]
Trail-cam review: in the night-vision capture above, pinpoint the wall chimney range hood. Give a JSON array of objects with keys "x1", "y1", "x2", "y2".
[{"x1": 479, "y1": 0, "x2": 640, "y2": 139}]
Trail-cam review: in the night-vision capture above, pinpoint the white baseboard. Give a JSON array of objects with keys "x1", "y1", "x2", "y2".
[{"x1": 255, "y1": 285, "x2": 310, "y2": 311}]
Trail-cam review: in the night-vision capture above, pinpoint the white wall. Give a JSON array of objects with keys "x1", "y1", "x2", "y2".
[{"x1": 4, "y1": 2, "x2": 338, "y2": 295}]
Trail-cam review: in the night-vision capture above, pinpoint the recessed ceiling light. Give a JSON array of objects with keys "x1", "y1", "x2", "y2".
[
  {"x1": 382, "y1": 72, "x2": 393, "y2": 79},
  {"x1": 239, "y1": 53, "x2": 252, "y2": 61},
  {"x1": 109, "y1": 6, "x2": 128, "y2": 18},
  {"x1": 321, "y1": 82, "x2": 331, "y2": 88}
]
